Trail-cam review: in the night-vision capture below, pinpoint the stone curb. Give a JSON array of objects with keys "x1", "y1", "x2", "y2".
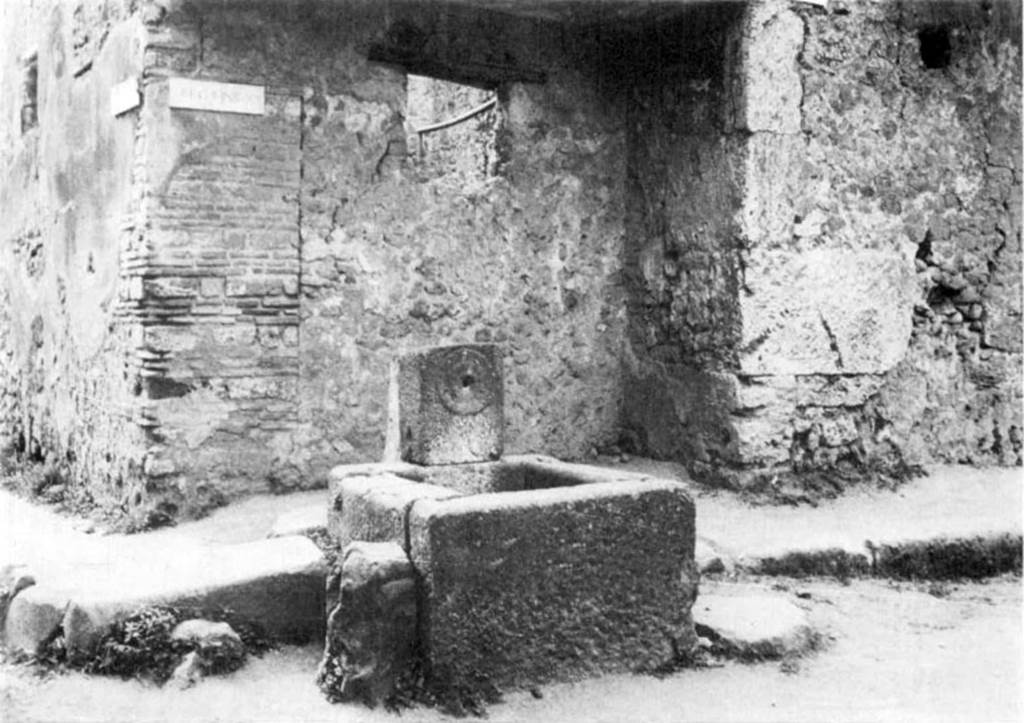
[
  {"x1": 705, "y1": 533, "x2": 1023, "y2": 581},
  {"x1": 3, "y1": 535, "x2": 327, "y2": 659},
  {"x1": 870, "y1": 533, "x2": 1023, "y2": 580}
]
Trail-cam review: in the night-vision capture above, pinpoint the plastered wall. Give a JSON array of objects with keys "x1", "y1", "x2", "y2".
[{"x1": 0, "y1": 0, "x2": 148, "y2": 516}]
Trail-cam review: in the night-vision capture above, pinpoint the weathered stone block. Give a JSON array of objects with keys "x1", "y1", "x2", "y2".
[
  {"x1": 59, "y1": 536, "x2": 327, "y2": 658},
  {"x1": 408, "y1": 479, "x2": 697, "y2": 693},
  {"x1": 317, "y1": 542, "x2": 417, "y2": 707},
  {"x1": 739, "y1": 249, "x2": 916, "y2": 375},
  {"x1": 392, "y1": 344, "x2": 503, "y2": 465},
  {"x1": 3, "y1": 586, "x2": 68, "y2": 656},
  {"x1": 328, "y1": 473, "x2": 459, "y2": 552},
  {"x1": 734, "y1": 0, "x2": 803, "y2": 134},
  {"x1": 0, "y1": 563, "x2": 36, "y2": 640},
  {"x1": 694, "y1": 592, "x2": 816, "y2": 660}
]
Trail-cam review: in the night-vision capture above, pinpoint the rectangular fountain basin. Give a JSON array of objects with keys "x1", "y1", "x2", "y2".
[{"x1": 326, "y1": 455, "x2": 697, "y2": 695}]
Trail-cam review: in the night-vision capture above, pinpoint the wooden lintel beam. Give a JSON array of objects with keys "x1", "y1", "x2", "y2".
[{"x1": 367, "y1": 44, "x2": 547, "y2": 87}]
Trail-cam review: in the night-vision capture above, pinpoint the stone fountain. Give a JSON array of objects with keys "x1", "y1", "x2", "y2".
[{"x1": 318, "y1": 344, "x2": 698, "y2": 706}]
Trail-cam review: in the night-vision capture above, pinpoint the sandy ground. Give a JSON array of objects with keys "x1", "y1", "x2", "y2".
[{"x1": 2, "y1": 575, "x2": 1020, "y2": 723}]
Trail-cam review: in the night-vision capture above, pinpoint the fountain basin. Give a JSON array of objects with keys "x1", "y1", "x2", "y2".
[{"x1": 325, "y1": 455, "x2": 697, "y2": 698}]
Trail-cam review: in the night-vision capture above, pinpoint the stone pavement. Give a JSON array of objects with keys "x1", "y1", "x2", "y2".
[{"x1": 2, "y1": 463, "x2": 1020, "y2": 662}]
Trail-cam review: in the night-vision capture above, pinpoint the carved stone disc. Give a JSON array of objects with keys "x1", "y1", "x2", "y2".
[{"x1": 437, "y1": 346, "x2": 497, "y2": 416}]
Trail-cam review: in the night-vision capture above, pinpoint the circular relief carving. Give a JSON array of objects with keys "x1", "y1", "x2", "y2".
[{"x1": 437, "y1": 347, "x2": 496, "y2": 416}]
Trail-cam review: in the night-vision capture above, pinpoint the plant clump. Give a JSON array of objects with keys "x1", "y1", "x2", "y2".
[{"x1": 38, "y1": 605, "x2": 273, "y2": 685}]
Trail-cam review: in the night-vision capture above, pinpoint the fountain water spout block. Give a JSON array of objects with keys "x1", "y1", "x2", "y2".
[{"x1": 390, "y1": 344, "x2": 504, "y2": 465}]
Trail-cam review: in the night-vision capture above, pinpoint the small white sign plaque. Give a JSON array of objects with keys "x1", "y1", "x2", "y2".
[
  {"x1": 110, "y1": 77, "x2": 140, "y2": 116},
  {"x1": 167, "y1": 77, "x2": 265, "y2": 115}
]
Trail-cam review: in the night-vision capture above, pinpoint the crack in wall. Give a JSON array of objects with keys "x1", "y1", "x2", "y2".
[{"x1": 818, "y1": 311, "x2": 844, "y2": 370}]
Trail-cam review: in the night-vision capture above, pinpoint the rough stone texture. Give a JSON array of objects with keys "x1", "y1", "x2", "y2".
[
  {"x1": 407, "y1": 479, "x2": 697, "y2": 693},
  {"x1": 624, "y1": 0, "x2": 1022, "y2": 489},
  {"x1": 168, "y1": 618, "x2": 248, "y2": 687},
  {"x1": 318, "y1": 541, "x2": 417, "y2": 707},
  {"x1": 294, "y1": 6, "x2": 629, "y2": 480},
  {"x1": 621, "y1": 4, "x2": 749, "y2": 482},
  {"x1": 802, "y1": 0, "x2": 1023, "y2": 474},
  {"x1": 694, "y1": 592, "x2": 816, "y2": 660},
  {"x1": 1, "y1": 0, "x2": 1020, "y2": 519},
  {"x1": 328, "y1": 473, "x2": 459, "y2": 552},
  {"x1": 170, "y1": 618, "x2": 245, "y2": 669},
  {"x1": 3, "y1": 1, "x2": 631, "y2": 520},
  {"x1": 394, "y1": 344, "x2": 504, "y2": 465}
]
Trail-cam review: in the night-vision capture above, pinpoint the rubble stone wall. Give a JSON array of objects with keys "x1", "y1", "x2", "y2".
[
  {"x1": 625, "y1": 0, "x2": 1022, "y2": 490},
  {"x1": 121, "y1": 2, "x2": 629, "y2": 511},
  {"x1": 2, "y1": 0, "x2": 1020, "y2": 519},
  {"x1": 296, "y1": 8, "x2": 629, "y2": 484},
  {"x1": 621, "y1": 4, "x2": 749, "y2": 479}
]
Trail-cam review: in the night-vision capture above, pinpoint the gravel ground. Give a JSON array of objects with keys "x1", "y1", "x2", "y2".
[{"x1": 2, "y1": 575, "x2": 1020, "y2": 723}]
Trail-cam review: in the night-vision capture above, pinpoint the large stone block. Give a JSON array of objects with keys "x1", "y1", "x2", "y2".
[
  {"x1": 3, "y1": 586, "x2": 68, "y2": 657},
  {"x1": 739, "y1": 249, "x2": 916, "y2": 375},
  {"x1": 408, "y1": 479, "x2": 697, "y2": 693},
  {"x1": 391, "y1": 344, "x2": 504, "y2": 465},
  {"x1": 733, "y1": 0, "x2": 803, "y2": 134},
  {"x1": 0, "y1": 563, "x2": 36, "y2": 642},
  {"x1": 317, "y1": 542, "x2": 417, "y2": 706},
  {"x1": 328, "y1": 463, "x2": 422, "y2": 544},
  {"x1": 58, "y1": 536, "x2": 327, "y2": 658},
  {"x1": 328, "y1": 473, "x2": 459, "y2": 552}
]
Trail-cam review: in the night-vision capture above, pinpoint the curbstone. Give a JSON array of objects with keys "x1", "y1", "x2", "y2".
[
  {"x1": 22, "y1": 535, "x2": 328, "y2": 659},
  {"x1": 870, "y1": 533, "x2": 1023, "y2": 580}
]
